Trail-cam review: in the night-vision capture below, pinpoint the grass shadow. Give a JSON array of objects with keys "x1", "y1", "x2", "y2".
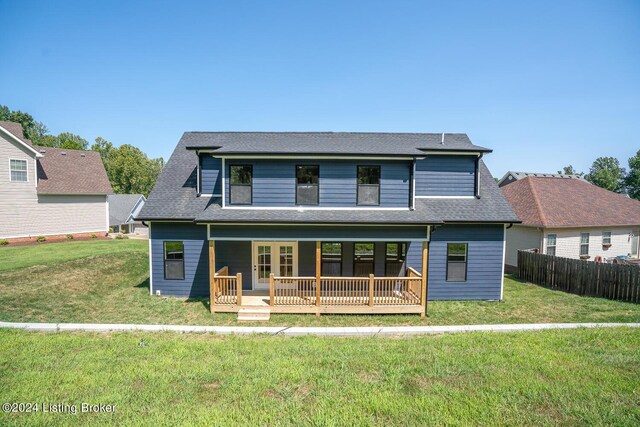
[{"x1": 135, "y1": 278, "x2": 150, "y2": 290}]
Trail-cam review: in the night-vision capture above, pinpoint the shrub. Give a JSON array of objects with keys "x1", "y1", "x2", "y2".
[
  {"x1": 115, "y1": 234, "x2": 129, "y2": 240},
  {"x1": 36, "y1": 236, "x2": 46, "y2": 243},
  {"x1": 108, "y1": 227, "x2": 114, "y2": 233},
  {"x1": 66, "y1": 234, "x2": 74, "y2": 240},
  {"x1": 0, "y1": 239, "x2": 8, "y2": 246},
  {"x1": 90, "y1": 234, "x2": 97, "y2": 239}
]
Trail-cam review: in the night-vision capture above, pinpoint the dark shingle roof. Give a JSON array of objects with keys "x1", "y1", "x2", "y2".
[
  {"x1": 138, "y1": 132, "x2": 517, "y2": 224},
  {"x1": 183, "y1": 132, "x2": 491, "y2": 156},
  {"x1": 35, "y1": 146, "x2": 113, "y2": 195},
  {"x1": 108, "y1": 194, "x2": 146, "y2": 225}
]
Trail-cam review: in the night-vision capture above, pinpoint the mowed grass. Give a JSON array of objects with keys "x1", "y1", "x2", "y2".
[
  {"x1": 0, "y1": 239, "x2": 639, "y2": 326},
  {"x1": 1, "y1": 327, "x2": 639, "y2": 426},
  {"x1": 0, "y1": 239, "x2": 147, "y2": 272}
]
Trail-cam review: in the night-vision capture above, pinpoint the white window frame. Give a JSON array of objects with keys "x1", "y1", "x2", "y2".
[
  {"x1": 580, "y1": 233, "x2": 590, "y2": 256},
  {"x1": 602, "y1": 231, "x2": 612, "y2": 246},
  {"x1": 9, "y1": 158, "x2": 28, "y2": 182},
  {"x1": 546, "y1": 234, "x2": 557, "y2": 256}
]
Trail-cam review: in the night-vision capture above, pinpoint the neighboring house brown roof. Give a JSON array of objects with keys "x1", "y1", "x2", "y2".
[
  {"x1": 34, "y1": 146, "x2": 113, "y2": 195},
  {"x1": 501, "y1": 176, "x2": 640, "y2": 228},
  {"x1": 0, "y1": 121, "x2": 33, "y2": 145}
]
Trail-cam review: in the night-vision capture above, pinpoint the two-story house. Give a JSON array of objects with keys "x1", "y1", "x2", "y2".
[
  {"x1": 0, "y1": 121, "x2": 113, "y2": 240},
  {"x1": 137, "y1": 132, "x2": 518, "y2": 317}
]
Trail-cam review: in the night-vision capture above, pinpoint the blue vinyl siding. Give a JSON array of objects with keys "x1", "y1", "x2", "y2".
[
  {"x1": 150, "y1": 222, "x2": 210, "y2": 297},
  {"x1": 151, "y1": 222, "x2": 503, "y2": 300},
  {"x1": 224, "y1": 159, "x2": 410, "y2": 207},
  {"x1": 415, "y1": 155, "x2": 476, "y2": 196},
  {"x1": 201, "y1": 156, "x2": 221, "y2": 195},
  {"x1": 406, "y1": 224, "x2": 504, "y2": 300}
]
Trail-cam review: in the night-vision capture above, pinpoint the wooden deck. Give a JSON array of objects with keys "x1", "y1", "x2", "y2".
[{"x1": 208, "y1": 240, "x2": 429, "y2": 317}]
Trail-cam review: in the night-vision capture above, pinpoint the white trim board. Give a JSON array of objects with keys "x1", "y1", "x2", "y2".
[
  {"x1": 414, "y1": 196, "x2": 476, "y2": 199},
  {"x1": 220, "y1": 206, "x2": 410, "y2": 211},
  {"x1": 0, "y1": 125, "x2": 43, "y2": 157}
]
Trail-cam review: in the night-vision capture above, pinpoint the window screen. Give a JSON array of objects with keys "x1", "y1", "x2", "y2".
[
  {"x1": 164, "y1": 241, "x2": 185, "y2": 280},
  {"x1": 321, "y1": 242, "x2": 342, "y2": 276},
  {"x1": 229, "y1": 165, "x2": 252, "y2": 205},
  {"x1": 547, "y1": 234, "x2": 557, "y2": 256},
  {"x1": 10, "y1": 159, "x2": 28, "y2": 182},
  {"x1": 580, "y1": 233, "x2": 589, "y2": 256},
  {"x1": 296, "y1": 165, "x2": 319, "y2": 205},
  {"x1": 446, "y1": 243, "x2": 468, "y2": 282},
  {"x1": 357, "y1": 166, "x2": 380, "y2": 205}
]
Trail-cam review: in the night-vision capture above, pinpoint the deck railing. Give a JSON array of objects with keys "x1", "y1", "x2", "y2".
[
  {"x1": 270, "y1": 272, "x2": 423, "y2": 308},
  {"x1": 210, "y1": 266, "x2": 242, "y2": 309}
]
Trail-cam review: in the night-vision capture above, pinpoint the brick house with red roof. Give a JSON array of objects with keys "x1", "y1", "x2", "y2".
[
  {"x1": 0, "y1": 121, "x2": 113, "y2": 239},
  {"x1": 501, "y1": 175, "x2": 640, "y2": 268}
]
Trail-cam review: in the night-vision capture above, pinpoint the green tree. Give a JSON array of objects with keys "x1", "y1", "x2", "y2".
[
  {"x1": 102, "y1": 144, "x2": 163, "y2": 196},
  {"x1": 91, "y1": 137, "x2": 115, "y2": 160},
  {"x1": 585, "y1": 157, "x2": 626, "y2": 193},
  {"x1": 625, "y1": 150, "x2": 640, "y2": 200},
  {"x1": 56, "y1": 132, "x2": 88, "y2": 150},
  {"x1": 557, "y1": 165, "x2": 583, "y2": 176}
]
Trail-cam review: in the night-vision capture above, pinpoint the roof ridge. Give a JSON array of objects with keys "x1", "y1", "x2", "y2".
[
  {"x1": 183, "y1": 131, "x2": 467, "y2": 136},
  {"x1": 524, "y1": 177, "x2": 548, "y2": 227},
  {"x1": 33, "y1": 145, "x2": 99, "y2": 154}
]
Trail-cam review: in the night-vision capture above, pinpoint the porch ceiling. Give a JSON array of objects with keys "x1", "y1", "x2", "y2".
[{"x1": 207, "y1": 224, "x2": 430, "y2": 241}]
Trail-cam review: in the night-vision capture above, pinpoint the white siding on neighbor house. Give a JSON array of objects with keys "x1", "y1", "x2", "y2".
[
  {"x1": 505, "y1": 225, "x2": 542, "y2": 267},
  {"x1": 0, "y1": 132, "x2": 109, "y2": 239},
  {"x1": 542, "y1": 227, "x2": 639, "y2": 260}
]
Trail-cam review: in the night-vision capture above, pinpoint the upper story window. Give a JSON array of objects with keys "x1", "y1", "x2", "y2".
[
  {"x1": 296, "y1": 165, "x2": 319, "y2": 205},
  {"x1": 357, "y1": 166, "x2": 380, "y2": 206},
  {"x1": 10, "y1": 159, "x2": 28, "y2": 182},
  {"x1": 602, "y1": 231, "x2": 612, "y2": 246},
  {"x1": 229, "y1": 165, "x2": 252, "y2": 205},
  {"x1": 164, "y1": 241, "x2": 185, "y2": 280},
  {"x1": 446, "y1": 243, "x2": 468, "y2": 282},
  {"x1": 321, "y1": 242, "x2": 342, "y2": 276},
  {"x1": 546, "y1": 234, "x2": 557, "y2": 256},
  {"x1": 580, "y1": 233, "x2": 590, "y2": 256}
]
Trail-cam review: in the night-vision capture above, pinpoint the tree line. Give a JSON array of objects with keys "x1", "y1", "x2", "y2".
[
  {"x1": 558, "y1": 153, "x2": 640, "y2": 200},
  {"x1": 1, "y1": 105, "x2": 163, "y2": 197}
]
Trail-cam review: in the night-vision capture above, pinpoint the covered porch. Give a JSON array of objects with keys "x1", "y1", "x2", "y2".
[{"x1": 206, "y1": 224, "x2": 430, "y2": 317}]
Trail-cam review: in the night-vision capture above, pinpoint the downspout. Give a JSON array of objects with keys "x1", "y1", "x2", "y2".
[{"x1": 475, "y1": 154, "x2": 482, "y2": 199}]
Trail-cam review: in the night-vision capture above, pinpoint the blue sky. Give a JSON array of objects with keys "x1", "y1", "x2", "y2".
[{"x1": 1, "y1": 0, "x2": 639, "y2": 178}]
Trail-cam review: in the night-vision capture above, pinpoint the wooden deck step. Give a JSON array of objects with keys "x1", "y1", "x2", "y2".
[{"x1": 237, "y1": 307, "x2": 271, "y2": 322}]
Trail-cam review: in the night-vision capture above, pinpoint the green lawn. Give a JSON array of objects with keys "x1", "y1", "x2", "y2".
[
  {"x1": 0, "y1": 239, "x2": 639, "y2": 326},
  {"x1": 1, "y1": 327, "x2": 639, "y2": 426},
  {"x1": 0, "y1": 239, "x2": 147, "y2": 272}
]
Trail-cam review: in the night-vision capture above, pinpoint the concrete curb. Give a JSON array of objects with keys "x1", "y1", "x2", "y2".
[{"x1": 1, "y1": 321, "x2": 639, "y2": 336}]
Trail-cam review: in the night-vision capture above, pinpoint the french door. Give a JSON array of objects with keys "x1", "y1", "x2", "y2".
[{"x1": 252, "y1": 242, "x2": 298, "y2": 290}]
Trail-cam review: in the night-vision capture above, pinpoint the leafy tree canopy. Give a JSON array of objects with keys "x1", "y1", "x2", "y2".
[
  {"x1": 585, "y1": 157, "x2": 626, "y2": 193},
  {"x1": 557, "y1": 165, "x2": 583, "y2": 176},
  {"x1": 625, "y1": 150, "x2": 640, "y2": 200},
  {"x1": 98, "y1": 139, "x2": 163, "y2": 196}
]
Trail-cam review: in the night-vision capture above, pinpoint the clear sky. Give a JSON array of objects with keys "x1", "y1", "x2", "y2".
[{"x1": 1, "y1": 0, "x2": 639, "y2": 178}]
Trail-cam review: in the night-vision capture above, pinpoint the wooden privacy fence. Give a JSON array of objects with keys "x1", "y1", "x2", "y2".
[{"x1": 518, "y1": 250, "x2": 640, "y2": 303}]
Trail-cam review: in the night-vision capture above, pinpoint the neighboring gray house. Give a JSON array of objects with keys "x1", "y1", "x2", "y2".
[
  {"x1": 108, "y1": 194, "x2": 147, "y2": 235},
  {"x1": 0, "y1": 121, "x2": 113, "y2": 239},
  {"x1": 137, "y1": 131, "x2": 519, "y2": 312}
]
